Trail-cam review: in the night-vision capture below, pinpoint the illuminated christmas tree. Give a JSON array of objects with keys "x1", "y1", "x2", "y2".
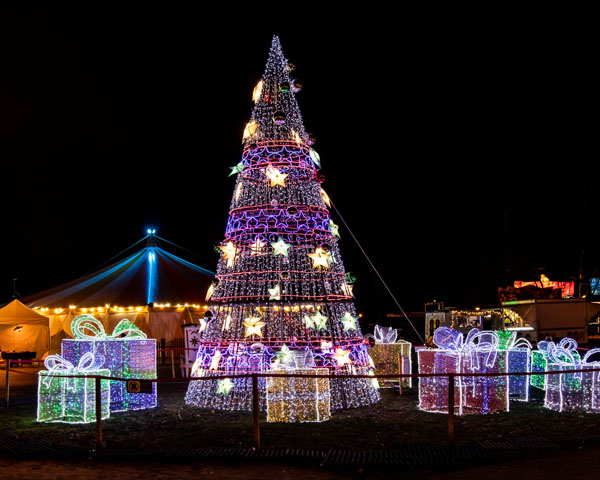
[{"x1": 185, "y1": 36, "x2": 380, "y2": 413}]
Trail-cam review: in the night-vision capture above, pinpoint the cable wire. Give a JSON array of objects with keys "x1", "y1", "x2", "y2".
[{"x1": 330, "y1": 199, "x2": 425, "y2": 344}]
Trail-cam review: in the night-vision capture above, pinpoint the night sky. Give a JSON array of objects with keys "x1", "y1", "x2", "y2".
[{"x1": 1, "y1": 6, "x2": 596, "y2": 326}]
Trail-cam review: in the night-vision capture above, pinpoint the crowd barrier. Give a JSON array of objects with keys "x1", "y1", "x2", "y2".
[{"x1": 3, "y1": 358, "x2": 598, "y2": 449}]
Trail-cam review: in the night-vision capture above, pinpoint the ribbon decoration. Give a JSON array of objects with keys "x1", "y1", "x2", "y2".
[
  {"x1": 71, "y1": 314, "x2": 147, "y2": 340},
  {"x1": 433, "y1": 327, "x2": 499, "y2": 370},
  {"x1": 42, "y1": 351, "x2": 106, "y2": 391},
  {"x1": 496, "y1": 330, "x2": 533, "y2": 351},
  {"x1": 547, "y1": 344, "x2": 600, "y2": 381},
  {"x1": 537, "y1": 337, "x2": 578, "y2": 355},
  {"x1": 374, "y1": 325, "x2": 398, "y2": 344}
]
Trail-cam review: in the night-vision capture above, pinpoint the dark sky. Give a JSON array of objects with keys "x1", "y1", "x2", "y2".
[{"x1": 1, "y1": 5, "x2": 596, "y2": 325}]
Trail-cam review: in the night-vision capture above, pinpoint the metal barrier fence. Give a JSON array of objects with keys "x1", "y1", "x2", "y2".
[{"x1": 2, "y1": 358, "x2": 599, "y2": 450}]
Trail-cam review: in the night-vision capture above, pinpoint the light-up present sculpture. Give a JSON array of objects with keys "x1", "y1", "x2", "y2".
[
  {"x1": 544, "y1": 345, "x2": 600, "y2": 412},
  {"x1": 266, "y1": 348, "x2": 331, "y2": 423},
  {"x1": 417, "y1": 327, "x2": 509, "y2": 415},
  {"x1": 61, "y1": 315, "x2": 157, "y2": 412},
  {"x1": 531, "y1": 338, "x2": 579, "y2": 390},
  {"x1": 37, "y1": 352, "x2": 110, "y2": 423},
  {"x1": 367, "y1": 325, "x2": 412, "y2": 388},
  {"x1": 496, "y1": 330, "x2": 532, "y2": 401}
]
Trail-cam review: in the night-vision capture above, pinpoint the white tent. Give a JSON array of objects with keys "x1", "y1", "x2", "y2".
[{"x1": 0, "y1": 299, "x2": 50, "y2": 358}]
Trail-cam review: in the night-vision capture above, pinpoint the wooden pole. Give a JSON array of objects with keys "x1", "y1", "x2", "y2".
[
  {"x1": 448, "y1": 374, "x2": 455, "y2": 443},
  {"x1": 171, "y1": 349, "x2": 175, "y2": 378},
  {"x1": 252, "y1": 374, "x2": 260, "y2": 449},
  {"x1": 397, "y1": 353, "x2": 403, "y2": 395},
  {"x1": 5, "y1": 360, "x2": 10, "y2": 408},
  {"x1": 95, "y1": 376, "x2": 103, "y2": 446}
]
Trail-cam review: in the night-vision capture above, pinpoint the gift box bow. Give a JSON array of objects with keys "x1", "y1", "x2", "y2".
[
  {"x1": 42, "y1": 351, "x2": 106, "y2": 391},
  {"x1": 547, "y1": 344, "x2": 600, "y2": 381},
  {"x1": 374, "y1": 325, "x2": 398, "y2": 344},
  {"x1": 496, "y1": 330, "x2": 532, "y2": 351},
  {"x1": 71, "y1": 314, "x2": 147, "y2": 340},
  {"x1": 433, "y1": 327, "x2": 499, "y2": 370}
]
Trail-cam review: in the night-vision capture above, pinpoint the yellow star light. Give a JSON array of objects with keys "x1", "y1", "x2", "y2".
[
  {"x1": 243, "y1": 120, "x2": 258, "y2": 141},
  {"x1": 243, "y1": 316, "x2": 266, "y2": 337},
  {"x1": 341, "y1": 311, "x2": 358, "y2": 332},
  {"x1": 199, "y1": 317, "x2": 208, "y2": 332},
  {"x1": 271, "y1": 238, "x2": 291, "y2": 257},
  {"x1": 209, "y1": 350, "x2": 222, "y2": 371},
  {"x1": 216, "y1": 378, "x2": 234, "y2": 396},
  {"x1": 308, "y1": 247, "x2": 331, "y2": 269},
  {"x1": 333, "y1": 348, "x2": 352, "y2": 367},
  {"x1": 252, "y1": 80, "x2": 263, "y2": 103},
  {"x1": 222, "y1": 315, "x2": 232, "y2": 331},
  {"x1": 235, "y1": 183, "x2": 244, "y2": 201},
  {"x1": 320, "y1": 188, "x2": 331, "y2": 207},
  {"x1": 250, "y1": 238, "x2": 266, "y2": 255},
  {"x1": 268, "y1": 284, "x2": 281, "y2": 301},
  {"x1": 205, "y1": 283, "x2": 215, "y2": 301},
  {"x1": 265, "y1": 166, "x2": 289, "y2": 187},
  {"x1": 220, "y1": 241, "x2": 237, "y2": 267},
  {"x1": 340, "y1": 282, "x2": 354, "y2": 297}
]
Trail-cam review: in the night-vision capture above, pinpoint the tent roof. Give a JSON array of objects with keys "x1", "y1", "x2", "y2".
[
  {"x1": 22, "y1": 244, "x2": 215, "y2": 309},
  {"x1": 0, "y1": 299, "x2": 50, "y2": 325}
]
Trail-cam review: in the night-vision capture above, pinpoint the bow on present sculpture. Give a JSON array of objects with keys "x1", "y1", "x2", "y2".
[
  {"x1": 42, "y1": 351, "x2": 105, "y2": 391},
  {"x1": 71, "y1": 314, "x2": 147, "y2": 340},
  {"x1": 374, "y1": 325, "x2": 398, "y2": 344},
  {"x1": 547, "y1": 344, "x2": 600, "y2": 381},
  {"x1": 433, "y1": 327, "x2": 500, "y2": 370}
]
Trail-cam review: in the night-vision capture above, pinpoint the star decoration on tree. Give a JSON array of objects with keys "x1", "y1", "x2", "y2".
[
  {"x1": 276, "y1": 344, "x2": 292, "y2": 365},
  {"x1": 333, "y1": 347, "x2": 352, "y2": 367},
  {"x1": 311, "y1": 310, "x2": 328, "y2": 331},
  {"x1": 341, "y1": 312, "x2": 358, "y2": 332},
  {"x1": 220, "y1": 242, "x2": 237, "y2": 267},
  {"x1": 209, "y1": 350, "x2": 222, "y2": 371},
  {"x1": 265, "y1": 166, "x2": 289, "y2": 187},
  {"x1": 268, "y1": 284, "x2": 281, "y2": 301},
  {"x1": 229, "y1": 161, "x2": 245, "y2": 177},
  {"x1": 243, "y1": 316, "x2": 266, "y2": 337},
  {"x1": 205, "y1": 283, "x2": 216, "y2": 301},
  {"x1": 340, "y1": 282, "x2": 354, "y2": 297},
  {"x1": 199, "y1": 317, "x2": 208, "y2": 332},
  {"x1": 250, "y1": 238, "x2": 266, "y2": 255},
  {"x1": 243, "y1": 120, "x2": 257, "y2": 141},
  {"x1": 271, "y1": 238, "x2": 291, "y2": 257},
  {"x1": 235, "y1": 183, "x2": 243, "y2": 201},
  {"x1": 216, "y1": 378, "x2": 234, "y2": 396},
  {"x1": 308, "y1": 247, "x2": 331, "y2": 269},
  {"x1": 303, "y1": 314, "x2": 315, "y2": 329},
  {"x1": 368, "y1": 370, "x2": 380, "y2": 389},
  {"x1": 320, "y1": 188, "x2": 331, "y2": 207},
  {"x1": 329, "y1": 220, "x2": 340, "y2": 238},
  {"x1": 222, "y1": 315, "x2": 232, "y2": 331}
]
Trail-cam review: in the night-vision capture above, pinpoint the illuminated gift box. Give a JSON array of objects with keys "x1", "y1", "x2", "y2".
[
  {"x1": 61, "y1": 315, "x2": 157, "y2": 412},
  {"x1": 418, "y1": 327, "x2": 509, "y2": 415},
  {"x1": 545, "y1": 346, "x2": 600, "y2": 412},
  {"x1": 37, "y1": 352, "x2": 110, "y2": 423},
  {"x1": 266, "y1": 349, "x2": 330, "y2": 423},
  {"x1": 368, "y1": 326, "x2": 412, "y2": 388},
  {"x1": 496, "y1": 331, "x2": 532, "y2": 401},
  {"x1": 531, "y1": 338, "x2": 579, "y2": 391}
]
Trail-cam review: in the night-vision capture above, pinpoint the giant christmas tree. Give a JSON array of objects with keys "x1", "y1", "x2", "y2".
[{"x1": 185, "y1": 36, "x2": 380, "y2": 412}]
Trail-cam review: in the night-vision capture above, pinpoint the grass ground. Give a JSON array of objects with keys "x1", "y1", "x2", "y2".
[{"x1": 2, "y1": 365, "x2": 600, "y2": 451}]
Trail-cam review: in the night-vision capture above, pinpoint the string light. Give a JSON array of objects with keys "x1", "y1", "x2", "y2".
[{"x1": 184, "y1": 36, "x2": 380, "y2": 415}]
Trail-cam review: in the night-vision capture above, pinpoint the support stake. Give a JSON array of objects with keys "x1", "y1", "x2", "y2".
[
  {"x1": 252, "y1": 374, "x2": 260, "y2": 449},
  {"x1": 448, "y1": 374, "x2": 455, "y2": 443},
  {"x1": 95, "y1": 376, "x2": 103, "y2": 447},
  {"x1": 5, "y1": 360, "x2": 10, "y2": 408}
]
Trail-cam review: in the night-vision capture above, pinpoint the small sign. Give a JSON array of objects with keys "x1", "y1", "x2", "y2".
[{"x1": 127, "y1": 380, "x2": 153, "y2": 394}]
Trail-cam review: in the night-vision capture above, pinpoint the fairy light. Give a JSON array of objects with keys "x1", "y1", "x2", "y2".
[
  {"x1": 37, "y1": 352, "x2": 111, "y2": 423},
  {"x1": 368, "y1": 325, "x2": 413, "y2": 388},
  {"x1": 61, "y1": 315, "x2": 157, "y2": 412},
  {"x1": 417, "y1": 327, "x2": 509, "y2": 415},
  {"x1": 184, "y1": 36, "x2": 380, "y2": 415}
]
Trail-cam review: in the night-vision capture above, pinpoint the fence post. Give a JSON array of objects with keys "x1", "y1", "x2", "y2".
[
  {"x1": 397, "y1": 353, "x2": 403, "y2": 395},
  {"x1": 5, "y1": 360, "x2": 10, "y2": 408},
  {"x1": 252, "y1": 374, "x2": 260, "y2": 449},
  {"x1": 95, "y1": 376, "x2": 103, "y2": 447},
  {"x1": 171, "y1": 349, "x2": 175, "y2": 378},
  {"x1": 448, "y1": 374, "x2": 455, "y2": 443}
]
